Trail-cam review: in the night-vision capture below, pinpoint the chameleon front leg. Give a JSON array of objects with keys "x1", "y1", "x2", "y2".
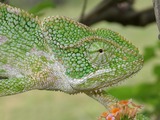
[
  {"x1": 85, "y1": 90, "x2": 118, "y2": 109},
  {"x1": 0, "y1": 77, "x2": 35, "y2": 96}
]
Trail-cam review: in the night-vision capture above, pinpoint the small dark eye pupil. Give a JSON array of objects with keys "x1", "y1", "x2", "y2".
[{"x1": 98, "y1": 49, "x2": 103, "y2": 53}]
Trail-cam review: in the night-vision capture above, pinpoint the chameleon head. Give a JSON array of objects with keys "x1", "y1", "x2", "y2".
[
  {"x1": 67, "y1": 35, "x2": 143, "y2": 91},
  {"x1": 43, "y1": 16, "x2": 143, "y2": 92}
]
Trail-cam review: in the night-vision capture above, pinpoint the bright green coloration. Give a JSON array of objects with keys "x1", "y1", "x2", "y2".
[
  {"x1": 135, "y1": 114, "x2": 149, "y2": 120},
  {"x1": 0, "y1": 3, "x2": 143, "y2": 108}
]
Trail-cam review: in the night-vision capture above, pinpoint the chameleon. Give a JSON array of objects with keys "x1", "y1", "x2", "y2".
[{"x1": 0, "y1": 3, "x2": 143, "y2": 108}]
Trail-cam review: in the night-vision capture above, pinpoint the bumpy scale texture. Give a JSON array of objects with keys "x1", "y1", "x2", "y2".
[{"x1": 0, "y1": 3, "x2": 143, "y2": 108}]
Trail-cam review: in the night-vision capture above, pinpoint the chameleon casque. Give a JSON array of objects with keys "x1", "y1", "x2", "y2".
[{"x1": 0, "y1": 3, "x2": 143, "y2": 108}]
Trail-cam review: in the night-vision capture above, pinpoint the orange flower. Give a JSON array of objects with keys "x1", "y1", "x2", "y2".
[
  {"x1": 98, "y1": 99, "x2": 143, "y2": 120},
  {"x1": 111, "y1": 108, "x2": 121, "y2": 116},
  {"x1": 98, "y1": 112, "x2": 108, "y2": 120},
  {"x1": 102, "y1": 112, "x2": 108, "y2": 117},
  {"x1": 119, "y1": 99, "x2": 131, "y2": 105}
]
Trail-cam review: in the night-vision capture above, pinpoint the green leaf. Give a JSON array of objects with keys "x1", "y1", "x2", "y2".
[
  {"x1": 143, "y1": 46, "x2": 155, "y2": 62},
  {"x1": 157, "y1": 41, "x2": 160, "y2": 49},
  {"x1": 108, "y1": 83, "x2": 160, "y2": 105},
  {"x1": 153, "y1": 65, "x2": 160, "y2": 78}
]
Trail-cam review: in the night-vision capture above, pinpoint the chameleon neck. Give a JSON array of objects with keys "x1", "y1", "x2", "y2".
[{"x1": 38, "y1": 60, "x2": 77, "y2": 94}]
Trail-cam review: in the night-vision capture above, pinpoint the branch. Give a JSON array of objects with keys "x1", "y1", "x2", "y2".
[
  {"x1": 153, "y1": 0, "x2": 160, "y2": 39},
  {"x1": 79, "y1": 0, "x2": 88, "y2": 21},
  {"x1": 79, "y1": 0, "x2": 155, "y2": 27}
]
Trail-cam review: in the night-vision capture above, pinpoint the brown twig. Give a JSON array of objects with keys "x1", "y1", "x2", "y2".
[
  {"x1": 79, "y1": 0, "x2": 155, "y2": 27},
  {"x1": 79, "y1": 0, "x2": 88, "y2": 22},
  {"x1": 153, "y1": 0, "x2": 160, "y2": 39}
]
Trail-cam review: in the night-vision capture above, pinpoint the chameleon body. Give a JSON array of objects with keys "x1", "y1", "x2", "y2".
[{"x1": 0, "y1": 3, "x2": 143, "y2": 108}]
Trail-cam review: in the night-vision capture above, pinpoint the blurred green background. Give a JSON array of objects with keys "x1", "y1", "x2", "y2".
[{"x1": 0, "y1": 0, "x2": 160, "y2": 120}]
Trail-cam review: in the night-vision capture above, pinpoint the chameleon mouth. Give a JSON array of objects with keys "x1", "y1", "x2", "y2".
[
  {"x1": 94, "y1": 68, "x2": 140, "y2": 91},
  {"x1": 75, "y1": 62, "x2": 143, "y2": 93},
  {"x1": 83, "y1": 68, "x2": 140, "y2": 97}
]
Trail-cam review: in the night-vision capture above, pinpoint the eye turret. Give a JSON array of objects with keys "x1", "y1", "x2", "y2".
[{"x1": 86, "y1": 40, "x2": 115, "y2": 68}]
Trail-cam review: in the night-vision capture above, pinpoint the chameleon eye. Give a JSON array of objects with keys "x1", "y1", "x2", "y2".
[
  {"x1": 98, "y1": 49, "x2": 103, "y2": 53},
  {"x1": 86, "y1": 40, "x2": 114, "y2": 68}
]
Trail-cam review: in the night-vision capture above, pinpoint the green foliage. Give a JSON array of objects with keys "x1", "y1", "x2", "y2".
[
  {"x1": 153, "y1": 65, "x2": 160, "y2": 79},
  {"x1": 120, "y1": 114, "x2": 149, "y2": 120},
  {"x1": 135, "y1": 114, "x2": 150, "y2": 120},
  {"x1": 143, "y1": 46, "x2": 155, "y2": 62}
]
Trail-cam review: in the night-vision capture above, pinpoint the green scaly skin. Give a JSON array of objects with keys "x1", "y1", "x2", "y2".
[{"x1": 0, "y1": 3, "x2": 143, "y2": 108}]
